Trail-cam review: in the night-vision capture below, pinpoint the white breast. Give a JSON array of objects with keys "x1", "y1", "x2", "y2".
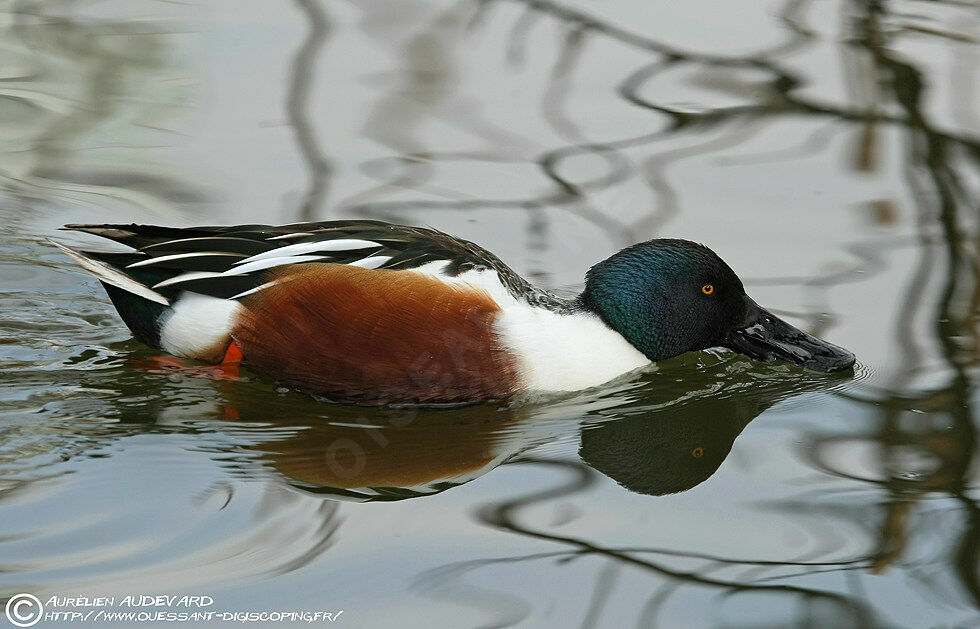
[
  {"x1": 413, "y1": 263, "x2": 651, "y2": 393},
  {"x1": 494, "y1": 306, "x2": 651, "y2": 392}
]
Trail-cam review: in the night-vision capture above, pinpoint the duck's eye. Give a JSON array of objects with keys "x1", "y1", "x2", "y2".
[
  {"x1": 701, "y1": 284, "x2": 714, "y2": 295},
  {"x1": 692, "y1": 446, "x2": 704, "y2": 458}
]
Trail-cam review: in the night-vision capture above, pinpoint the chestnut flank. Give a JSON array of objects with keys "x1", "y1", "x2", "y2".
[{"x1": 234, "y1": 264, "x2": 520, "y2": 404}]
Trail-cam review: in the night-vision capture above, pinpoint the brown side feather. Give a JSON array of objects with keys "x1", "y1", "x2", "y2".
[{"x1": 233, "y1": 264, "x2": 521, "y2": 405}]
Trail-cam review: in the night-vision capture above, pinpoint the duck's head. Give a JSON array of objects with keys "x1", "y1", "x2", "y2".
[{"x1": 582, "y1": 239, "x2": 855, "y2": 373}]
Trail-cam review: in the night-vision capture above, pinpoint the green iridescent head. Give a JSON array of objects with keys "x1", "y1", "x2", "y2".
[{"x1": 582, "y1": 239, "x2": 855, "y2": 372}]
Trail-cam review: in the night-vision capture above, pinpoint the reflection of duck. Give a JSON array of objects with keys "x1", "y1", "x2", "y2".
[
  {"x1": 581, "y1": 408, "x2": 752, "y2": 497},
  {"x1": 214, "y1": 392, "x2": 549, "y2": 501},
  {"x1": 579, "y1": 364, "x2": 850, "y2": 496},
  {"x1": 579, "y1": 377, "x2": 796, "y2": 495},
  {"x1": 214, "y1": 363, "x2": 835, "y2": 501},
  {"x1": 55, "y1": 220, "x2": 853, "y2": 405}
]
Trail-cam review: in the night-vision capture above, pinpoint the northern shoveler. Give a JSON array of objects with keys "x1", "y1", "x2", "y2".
[{"x1": 53, "y1": 220, "x2": 855, "y2": 405}]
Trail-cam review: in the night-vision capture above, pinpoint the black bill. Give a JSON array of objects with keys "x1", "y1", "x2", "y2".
[{"x1": 724, "y1": 298, "x2": 855, "y2": 373}]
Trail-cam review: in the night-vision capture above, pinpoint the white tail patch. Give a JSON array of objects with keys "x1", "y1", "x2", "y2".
[
  {"x1": 50, "y1": 240, "x2": 171, "y2": 305},
  {"x1": 159, "y1": 292, "x2": 241, "y2": 359}
]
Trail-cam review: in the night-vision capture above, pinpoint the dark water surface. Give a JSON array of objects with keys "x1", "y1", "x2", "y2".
[{"x1": 1, "y1": 1, "x2": 979, "y2": 627}]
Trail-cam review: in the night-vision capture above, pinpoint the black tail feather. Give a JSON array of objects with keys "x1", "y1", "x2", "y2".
[
  {"x1": 100, "y1": 282, "x2": 171, "y2": 348},
  {"x1": 61, "y1": 223, "x2": 282, "y2": 250},
  {"x1": 62, "y1": 223, "x2": 228, "y2": 250}
]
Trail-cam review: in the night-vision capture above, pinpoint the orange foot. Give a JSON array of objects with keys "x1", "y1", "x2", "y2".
[{"x1": 130, "y1": 342, "x2": 244, "y2": 382}]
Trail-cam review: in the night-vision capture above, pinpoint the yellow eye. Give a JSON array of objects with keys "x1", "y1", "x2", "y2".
[
  {"x1": 692, "y1": 447, "x2": 704, "y2": 458},
  {"x1": 701, "y1": 284, "x2": 714, "y2": 295}
]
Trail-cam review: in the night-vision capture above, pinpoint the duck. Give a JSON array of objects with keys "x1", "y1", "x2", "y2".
[{"x1": 52, "y1": 219, "x2": 855, "y2": 405}]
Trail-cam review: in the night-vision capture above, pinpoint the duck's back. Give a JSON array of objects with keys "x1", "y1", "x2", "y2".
[
  {"x1": 49, "y1": 222, "x2": 508, "y2": 403},
  {"x1": 55, "y1": 220, "x2": 649, "y2": 404}
]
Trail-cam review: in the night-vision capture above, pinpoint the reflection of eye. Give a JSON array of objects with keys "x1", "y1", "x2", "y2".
[
  {"x1": 692, "y1": 447, "x2": 704, "y2": 458},
  {"x1": 701, "y1": 284, "x2": 714, "y2": 295}
]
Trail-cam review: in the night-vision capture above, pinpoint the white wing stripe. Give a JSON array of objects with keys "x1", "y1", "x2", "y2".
[
  {"x1": 126, "y1": 251, "x2": 246, "y2": 268},
  {"x1": 236, "y1": 239, "x2": 380, "y2": 264},
  {"x1": 223, "y1": 255, "x2": 325, "y2": 276},
  {"x1": 152, "y1": 271, "x2": 225, "y2": 289},
  {"x1": 266, "y1": 232, "x2": 314, "y2": 241},
  {"x1": 228, "y1": 280, "x2": 281, "y2": 300},
  {"x1": 348, "y1": 255, "x2": 391, "y2": 269},
  {"x1": 149, "y1": 253, "x2": 388, "y2": 289}
]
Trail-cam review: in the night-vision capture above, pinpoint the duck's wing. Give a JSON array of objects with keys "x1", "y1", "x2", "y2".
[{"x1": 60, "y1": 220, "x2": 553, "y2": 306}]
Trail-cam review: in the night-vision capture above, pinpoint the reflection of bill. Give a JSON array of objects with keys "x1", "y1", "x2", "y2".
[{"x1": 5, "y1": 593, "x2": 43, "y2": 628}]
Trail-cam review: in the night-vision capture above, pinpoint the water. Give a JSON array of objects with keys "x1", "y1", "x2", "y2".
[{"x1": 0, "y1": 0, "x2": 978, "y2": 626}]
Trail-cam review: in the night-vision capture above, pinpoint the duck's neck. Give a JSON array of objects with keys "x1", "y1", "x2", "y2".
[{"x1": 580, "y1": 270, "x2": 673, "y2": 361}]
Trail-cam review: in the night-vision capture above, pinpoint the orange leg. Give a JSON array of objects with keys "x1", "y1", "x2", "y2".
[{"x1": 131, "y1": 340, "x2": 244, "y2": 382}]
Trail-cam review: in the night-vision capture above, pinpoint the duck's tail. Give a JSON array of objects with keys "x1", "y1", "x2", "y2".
[
  {"x1": 54, "y1": 223, "x2": 269, "y2": 360},
  {"x1": 48, "y1": 240, "x2": 170, "y2": 305},
  {"x1": 48, "y1": 239, "x2": 174, "y2": 348}
]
